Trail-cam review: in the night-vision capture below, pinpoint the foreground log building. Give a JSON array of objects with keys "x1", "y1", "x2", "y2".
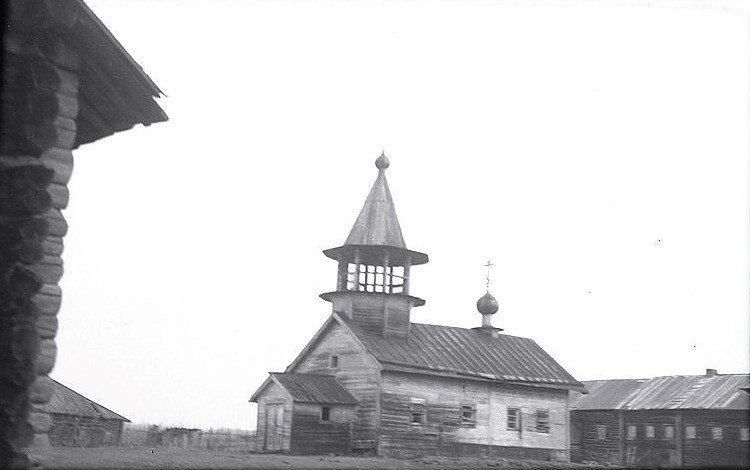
[
  {"x1": 251, "y1": 155, "x2": 584, "y2": 460},
  {"x1": 1, "y1": 1, "x2": 166, "y2": 467},
  {"x1": 569, "y1": 371, "x2": 750, "y2": 468}
]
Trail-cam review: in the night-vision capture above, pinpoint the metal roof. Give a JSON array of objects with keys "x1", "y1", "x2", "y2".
[
  {"x1": 38, "y1": 379, "x2": 129, "y2": 421},
  {"x1": 571, "y1": 374, "x2": 750, "y2": 411},
  {"x1": 269, "y1": 373, "x2": 359, "y2": 405},
  {"x1": 339, "y1": 314, "x2": 583, "y2": 389}
]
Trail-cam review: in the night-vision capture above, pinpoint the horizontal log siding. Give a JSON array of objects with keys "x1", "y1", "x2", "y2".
[
  {"x1": 290, "y1": 403, "x2": 355, "y2": 455},
  {"x1": 379, "y1": 372, "x2": 569, "y2": 461},
  {"x1": 48, "y1": 414, "x2": 123, "y2": 447},
  {"x1": 291, "y1": 323, "x2": 381, "y2": 449},
  {"x1": 255, "y1": 382, "x2": 293, "y2": 453},
  {"x1": 571, "y1": 410, "x2": 620, "y2": 464},
  {"x1": 681, "y1": 409, "x2": 749, "y2": 468}
]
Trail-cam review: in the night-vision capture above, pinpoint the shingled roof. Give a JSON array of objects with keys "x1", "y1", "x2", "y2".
[
  {"x1": 251, "y1": 373, "x2": 359, "y2": 405},
  {"x1": 570, "y1": 374, "x2": 750, "y2": 411},
  {"x1": 38, "y1": 379, "x2": 129, "y2": 421}
]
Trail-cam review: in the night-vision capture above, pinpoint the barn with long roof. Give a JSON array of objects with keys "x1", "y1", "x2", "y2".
[
  {"x1": 250, "y1": 154, "x2": 583, "y2": 460},
  {"x1": 569, "y1": 371, "x2": 750, "y2": 467}
]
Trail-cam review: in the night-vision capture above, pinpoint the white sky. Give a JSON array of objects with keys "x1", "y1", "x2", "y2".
[{"x1": 53, "y1": 0, "x2": 749, "y2": 430}]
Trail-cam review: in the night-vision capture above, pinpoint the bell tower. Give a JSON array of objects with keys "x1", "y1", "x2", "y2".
[{"x1": 320, "y1": 153, "x2": 428, "y2": 337}]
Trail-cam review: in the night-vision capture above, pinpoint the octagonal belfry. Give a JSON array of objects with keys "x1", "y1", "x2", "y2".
[{"x1": 320, "y1": 153, "x2": 427, "y2": 337}]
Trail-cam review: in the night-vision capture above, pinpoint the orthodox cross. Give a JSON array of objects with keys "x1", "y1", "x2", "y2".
[{"x1": 484, "y1": 260, "x2": 494, "y2": 291}]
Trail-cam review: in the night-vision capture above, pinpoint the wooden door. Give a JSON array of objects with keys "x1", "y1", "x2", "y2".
[{"x1": 264, "y1": 403, "x2": 285, "y2": 452}]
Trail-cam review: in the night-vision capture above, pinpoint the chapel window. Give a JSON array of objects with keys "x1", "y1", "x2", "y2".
[
  {"x1": 507, "y1": 408, "x2": 519, "y2": 430},
  {"x1": 535, "y1": 410, "x2": 550, "y2": 433},
  {"x1": 461, "y1": 405, "x2": 477, "y2": 426}
]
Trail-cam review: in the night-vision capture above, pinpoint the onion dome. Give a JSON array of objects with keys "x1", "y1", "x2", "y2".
[
  {"x1": 375, "y1": 152, "x2": 390, "y2": 170},
  {"x1": 477, "y1": 292, "x2": 499, "y2": 315}
]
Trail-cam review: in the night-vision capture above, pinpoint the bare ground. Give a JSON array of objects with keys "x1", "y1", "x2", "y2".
[{"x1": 45, "y1": 447, "x2": 606, "y2": 470}]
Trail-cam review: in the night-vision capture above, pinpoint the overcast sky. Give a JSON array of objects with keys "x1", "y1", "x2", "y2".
[{"x1": 52, "y1": 0, "x2": 749, "y2": 430}]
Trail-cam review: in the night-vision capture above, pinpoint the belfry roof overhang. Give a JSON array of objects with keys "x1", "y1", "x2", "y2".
[{"x1": 323, "y1": 244, "x2": 428, "y2": 266}]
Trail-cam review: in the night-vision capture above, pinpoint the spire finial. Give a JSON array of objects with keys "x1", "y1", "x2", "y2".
[
  {"x1": 484, "y1": 260, "x2": 494, "y2": 292},
  {"x1": 375, "y1": 151, "x2": 390, "y2": 170}
]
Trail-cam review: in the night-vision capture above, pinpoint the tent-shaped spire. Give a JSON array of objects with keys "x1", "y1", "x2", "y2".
[{"x1": 344, "y1": 153, "x2": 406, "y2": 248}]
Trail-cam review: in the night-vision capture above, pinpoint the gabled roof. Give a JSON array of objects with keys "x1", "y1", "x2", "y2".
[
  {"x1": 38, "y1": 379, "x2": 129, "y2": 422},
  {"x1": 344, "y1": 159, "x2": 406, "y2": 248},
  {"x1": 570, "y1": 374, "x2": 750, "y2": 411},
  {"x1": 283, "y1": 313, "x2": 581, "y2": 390},
  {"x1": 250, "y1": 373, "x2": 358, "y2": 405}
]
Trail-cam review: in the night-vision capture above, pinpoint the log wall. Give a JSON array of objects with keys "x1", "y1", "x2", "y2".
[
  {"x1": 379, "y1": 371, "x2": 569, "y2": 461},
  {"x1": 289, "y1": 403, "x2": 355, "y2": 455},
  {"x1": 290, "y1": 322, "x2": 382, "y2": 451},
  {"x1": 572, "y1": 409, "x2": 749, "y2": 468},
  {"x1": 47, "y1": 415, "x2": 123, "y2": 447},
  {"x1": 1, "y1": 2, "x2": 80, "y2": 467}
]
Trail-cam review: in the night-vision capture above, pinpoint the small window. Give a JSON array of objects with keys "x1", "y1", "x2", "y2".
[
  {"x1": 627, "y1": 425, "x2": 637, "y2": 440},
  {"x1": 645, "y1": 425, "x2": 655, "y2": 439},
  {"x1": 461, "y1": 405, "x2": 477, "y2": 426},
  {"x1": 507, "y1": 408, "x2": 519, "y2": 430},
  {"x1": 663, "y1": 425, "x2": 674, "y2": 440},
  {"x1": 596, "y1": 424, "x2": 607, "y2": 440},
  {"x1": 740, "y1": 427, "x2": 749, "y2": 441},
  {"x1": 685, "y1": 426, "x2": 696, "y2": 439},
  {"x1": 712, "y1": 426, "x2": 722, "y2": 440},
  {"x1": 410, "y1": 399, "x2": 426, "y2": 424},
  {"x1": 330, "y1": 355, "x2": 339, "y2": 368},
  {"x1": 535, "y1": 410, "x2": 550, "y2": 433},
  {"x1": 321, "y1": 406, "x2": 331, "y2": 422}
]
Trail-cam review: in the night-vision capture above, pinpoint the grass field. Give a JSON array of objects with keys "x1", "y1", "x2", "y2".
[{"x1": 46, "y1": 447, "x2": 604, "y2": 469}]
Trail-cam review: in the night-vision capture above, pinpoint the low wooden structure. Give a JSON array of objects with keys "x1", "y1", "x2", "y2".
[
  {"x1": 569, "y1": 371, "x2": 750, "y2": 467},
  {"x1": 0, "y1": 1, "x2": 166, "y2": 467},
  {"x1": 252, "y1": 373, "x2": 358, "y2": 454},
  {"x1": 40, "y1": 380, "x2": 129, "y2": 447},
  {"x1": 251, "y1": 156, "x2": 584, "y2": 460}
]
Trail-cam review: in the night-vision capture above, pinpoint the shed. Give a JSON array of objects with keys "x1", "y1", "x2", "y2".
[
  {"x1": 251, "y1": 373, "x2": 358, "y2": 454},
  {"x1": 40, "y1": 379, "x2": 129, "y2": 447}
]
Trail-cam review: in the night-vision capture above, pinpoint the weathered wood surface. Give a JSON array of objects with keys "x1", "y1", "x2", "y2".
[
  {"x1": 379, "y1": 372, "x2": 569, "y2": 461},
  {"x1": 254, "y1": 382, "x2": 293, "y2": 453},
  {"x1": 0, "y1": 2, "x2": 80, "y2": 466},
  {"x1": 290, "y1": 322, "x2": 382, "y2": 450},
  {"x1": 289, "y1": 403, "x2": 354, "y2": 455},
  {"x1": 571, "y1": 409, "x2": 749, "y2": 468}
]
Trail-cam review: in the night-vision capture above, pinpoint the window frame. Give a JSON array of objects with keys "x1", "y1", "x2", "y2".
[
  {"x1": 711, "y1": 426, "x2": 723, "y2": 441},
  {"x1": 535, "y1": 409, "x2": 550, "y2": 434},
  {"x1": 645, "y1": 425, "x2": 655, "y2": 439},
  {"x1": 626, "y1": 424, "x2": 637, "y2": 440},
  {"x1": 739, "y1": 426, "x2": 749, "y2": 441},
  {"x1": 460, "y1": 404, "x2": 477, "y2": 427},
  {"x1": 507, "y1": 407, "x2": 520, "y2": 431},
  {"x1": 685, "y1": 425, "x2": 697, "y2": 440},
  {"x1": 329, "y1": 355, "x2": 339, "y2": 369},
  {"x1": 663, "y1": 425, "x2": 674, "y2": 440},
  {"x1": 410, "y1": 398, "x2": 426, "y2": 425},
  {"x1": 320, "y1": 405, "x2": 331, "y2": 423},
  {"x1": 595, "y1": 424, "x2": 607, "y2": 441}
]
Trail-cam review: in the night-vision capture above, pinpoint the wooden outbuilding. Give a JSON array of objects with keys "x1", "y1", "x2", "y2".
[
  {"x1": 40, "y1": 379, "x2": 129, "y2": 447},
  {"x1": 251, "y1": 155, "x2": 584, "y2": 460},
  {"x1": 569, "y1": 371, "x2": 750, "y2": 467}
]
